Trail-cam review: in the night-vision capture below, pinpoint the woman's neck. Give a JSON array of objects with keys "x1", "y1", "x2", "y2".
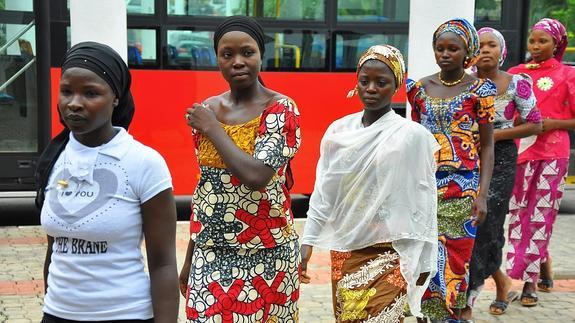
[
  {"x1": 74, "y1": 126, "x2": 118, "y2": 147},
  {"x1": 477, "y1": 66, "x2": 499, "y2": 80},
  {"x1": 440, "y1": 67, "x2": 465, "y2": 81},
  {"x1": 229, "y1": 81, "x2": 264, "y2": 105},
  {"x1": 362, "y1": 106, "x2": 391, "y2": 127}
]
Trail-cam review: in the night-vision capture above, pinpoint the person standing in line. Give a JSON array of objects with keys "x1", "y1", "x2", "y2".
[
  {"x1": 179, "y1": 16, "x2": 301, "y2": 322},
  {"x1": 505, "y1": 18, "x2": 575, "y2": 308},
  {"x1": 36, "y1": 41, "x2": 179, "y2": 322},
  {"x1": 462, "y1": 27, "x2": 541, "y2": 320},
  {"x1": 300, "y1": 45, "x2": 440, "y2": 323},
  {"x1": 407, "y1": 18, "x2": 496, "y2": 323}
]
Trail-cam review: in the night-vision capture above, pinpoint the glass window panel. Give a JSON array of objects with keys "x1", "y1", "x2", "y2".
[
  {"x1": 260, "y1": 0, "x2": 324, "y2": 20},
  {"x1": 166, "y1": 30, "x2": 217, "y2": 68},
  {"x1": 335, "y1": 33, "x2": 408, "y2": 70},
  {"x1": 474, "y1": 0, "x2": 502, "y2": 22},
  {"x1": 126, "y1": 0, "x2": 155, "y2": 14},
  {"x1": 337, "y1": 0, "x2": 408, "y2": 22},
  {"x1": 168, "y1": 0, "x2": 324, "y2": 20},
  {"x1": 262, "y1": 31, "x2": 326, "y2": 70},
  {"x1": 0, "y1": 0, "x2": 33, "y2": 11},
  {"x1": 0, "y1": 23, "x2": 37, "y2": 152},
  {"x1": 127, "y1": 29, "x2": 157, "y2": 66},
  {"x1": 66, "y1": 26, "x2": 71, "y2": 49},
  {"x1": 67, "y1": 1, "x2": 154, "y2": 14},
  {"x1": 168, "y1": 0, "x2": 244, "y2": 16}
]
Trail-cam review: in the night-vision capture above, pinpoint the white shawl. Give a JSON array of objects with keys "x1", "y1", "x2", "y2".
[{"x1": 301, "y1": 110, "x2": 440, "y2": 317}]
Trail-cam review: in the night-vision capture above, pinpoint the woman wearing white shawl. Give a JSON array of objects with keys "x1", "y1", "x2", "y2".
[{"x1": 300, "y1": 45, "x2": 440, "y2": 322}]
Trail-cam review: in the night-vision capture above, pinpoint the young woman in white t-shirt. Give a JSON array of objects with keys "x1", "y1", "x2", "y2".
[{"x1": 35, "y1": 41, "x2": 179, "y2": 322}]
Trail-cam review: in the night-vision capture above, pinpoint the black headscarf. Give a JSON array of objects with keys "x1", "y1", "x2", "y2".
[
  {"x1": 35, "y1": 41, "x2": 135, "y2": 209},
  {"x1": 213, "y1": 15, "x2": 266, "y2": 58}
]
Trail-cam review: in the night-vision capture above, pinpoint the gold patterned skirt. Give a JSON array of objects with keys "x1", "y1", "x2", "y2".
[{"x1": 331, "y1": 244, "x2": 407, "y2": 323}]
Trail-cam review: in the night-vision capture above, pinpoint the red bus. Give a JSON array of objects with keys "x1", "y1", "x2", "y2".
[{"x1": 1, "y1": 0, "x2": 573, "y2": 223}]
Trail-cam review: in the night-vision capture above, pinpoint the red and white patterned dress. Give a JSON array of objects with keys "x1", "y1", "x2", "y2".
[{"x1": 185, "y1": 98, "x2": 301, "y2": 322}]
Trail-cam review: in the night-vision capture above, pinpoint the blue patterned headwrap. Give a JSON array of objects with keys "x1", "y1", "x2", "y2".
[{"x1": 433, "y1": 18, "x2": 480, "y2": 69}]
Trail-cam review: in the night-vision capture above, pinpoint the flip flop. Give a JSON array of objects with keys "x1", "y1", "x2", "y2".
[
  {"x1": 520, "y1": 291, "x2": 538, "y2": 307},
  {"x1": 537, "y1": 278, "x2": 553, "y2": 293}
]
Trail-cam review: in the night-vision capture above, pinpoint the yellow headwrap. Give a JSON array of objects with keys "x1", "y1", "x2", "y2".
[{"x1": 347, "y1": 44, "x2": 406, "y2": 98}]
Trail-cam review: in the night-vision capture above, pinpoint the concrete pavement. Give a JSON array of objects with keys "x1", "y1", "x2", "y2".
[{"x1": 1, "y1": 215, "x2": 574, "y2": 322}]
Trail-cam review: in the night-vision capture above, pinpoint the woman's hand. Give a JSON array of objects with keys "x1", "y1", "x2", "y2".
[
  {"x1": 185, "y1": 103, "x2": 220, "y2": 136},
  {"x1": 179, "y1": 261, "x2": 191, "y2": 298},
  {"x1": 300, "y1": 244, "x2": 313, "y2": 284},
  {"x1": 179, "y1": 238, "x2": 196, "y2": 298},
  {"x1": 471, "y1": 195, "x2": 488, "y2": 226},
  {"x1": 416, "y1": 272, "x2": 430, "y2": 286}
]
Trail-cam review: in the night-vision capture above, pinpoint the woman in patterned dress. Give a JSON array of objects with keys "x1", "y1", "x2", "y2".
[
  {"x1": 179, "y1": 16, "x2": 301, "y2": 322},
  {"x1": 463, "y1": 27, "x2": 541, "y2": 320},
  {"x1": 300, "y1": 45, "x2": 440, "y2": 323},
  {"x1": 505, "y1": 18, "x2": 575, "y2": 307},
  {"x1": 406, "y1": 18, "x2": 496, "y2": 322}
]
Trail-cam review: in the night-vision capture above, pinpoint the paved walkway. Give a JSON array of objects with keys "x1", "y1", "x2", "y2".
[{"x1": 1, "y1": 215, "x2": 574, "y2": 322}]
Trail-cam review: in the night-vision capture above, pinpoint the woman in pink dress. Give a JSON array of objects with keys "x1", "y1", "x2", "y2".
[{"x1": 506, "y1": 18, "x2": 575, "y2": 307}]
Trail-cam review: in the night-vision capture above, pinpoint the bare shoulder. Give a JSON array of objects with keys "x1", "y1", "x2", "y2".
[
  {"x1": 203, "y1": 92, "x2": 228, "y2": 107},
  {"x1": 419, "y1": 74, "x2": 440, "y2": 87},
  {"x1": 266, "y1": 89, "x2": 290, "y2": 102}
]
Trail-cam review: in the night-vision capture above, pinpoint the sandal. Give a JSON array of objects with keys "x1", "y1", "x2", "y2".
[
  {"x1": 537, "y1": 278, "x2": 553, "y2": 293},
  {"x1": 507, "y1": 290, "x2": 520, "y2": 303},
  {"x1": 489, "y1": 300, "x2": 509, "y2": 315},
  {"x1": 520, "y1": 291, "x2": 538, "y2": 307},
  {"x1": 488, "y1": 290, "x2": 519, "y2": 315}
]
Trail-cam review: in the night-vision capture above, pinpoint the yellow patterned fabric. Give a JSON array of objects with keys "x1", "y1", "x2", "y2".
[
  {"x1": 197, "y1": 117, "x2": 259, "y2": 169},
  {"x1": 331, "y1": 245, "x2": 407, "y2": 322}
]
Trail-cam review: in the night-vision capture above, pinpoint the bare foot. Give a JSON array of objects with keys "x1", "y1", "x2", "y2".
[
  {"x1": 540, "y1": 256, "x2": 553, "y2": 280},
  {"x1": 538, "y1": 256, "x2": 553, "y2": 292},
  {"x1": 460, "y1": 306, "x2": 472, "y2": 320},
  {"x1": 492, "y1": 268, "x2": 512, "y2": 301}
]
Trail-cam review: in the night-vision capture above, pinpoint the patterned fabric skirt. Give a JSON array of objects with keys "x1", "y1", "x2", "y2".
[
  {"x1": 468, "y1": 140, "x2": 517, "y2": 293},
  {"x1": 421, "y1": 194, "x2": 475, "y2": 321},
  {"x1": 185, "y1": 240, "x2": 300, "y2": 322},
  {"x1": 330, "y1": 244, "x2": 407, "y2": 323},
  {"x1": 506, "y1": 158, "x2": 568, "y2": 283}
]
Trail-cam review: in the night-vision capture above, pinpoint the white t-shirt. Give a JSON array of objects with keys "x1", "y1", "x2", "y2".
[{"x1": 41, "y1": 128, "x2": 172, "y2": 320}]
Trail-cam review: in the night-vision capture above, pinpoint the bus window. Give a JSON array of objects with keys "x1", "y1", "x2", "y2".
[
  {"x1": 168, "y1": 0, "x2": 325, "y2": 20},
  {"x1": 67, "y1": 0, "x2": 155, "y2": 15},
  {"x1": 0, "y1": 0, "x2": 33, "y2": 11},
  {"x1": 259, "y1": 0, "x2": 324, "y2": 21},
  {"x1": 126, "y1": 0, "x2": 155, "y2": 14},
  {"x1": 167, "y1": 30, "x2": 216, "y2": 68},
  {"x1": 337, "y1": 0, "x2": 408, "y2": 22},
  {"x1": 168, "y1": 0, "x2": 241, "y2": 16},
  {"x1": 0, "y1": 23, "x2": 37, "y2": 152},
  {"x1": 334, "y1": 33, "x2": 408, "y2": 70},
  {"x1": 262, "y1": 31, "x2": 326, "y2": 71},
  {"x1": 127, "y1": 29, "x2": 157, "y2": 66},
  {"x1": 474, "y1": 0, "x2": 502, "y2": 22}
]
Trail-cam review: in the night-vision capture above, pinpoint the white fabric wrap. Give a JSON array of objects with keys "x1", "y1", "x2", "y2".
[{"x1": 301, "y1": 110, "x2": 440, "y2": 317}]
